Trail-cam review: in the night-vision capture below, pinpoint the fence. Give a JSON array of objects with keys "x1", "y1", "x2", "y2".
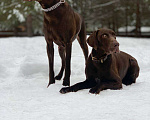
[{"x1": 0, "y1": 31, "x2": 150, "y2": 38}]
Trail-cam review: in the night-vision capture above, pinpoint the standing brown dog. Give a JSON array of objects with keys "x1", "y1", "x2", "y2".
[
  {"x1": 25, "y1": 0, "x2": 88, "y2": 87},
  {"x1": 60, "y1": 28, "x2": 140, "y2": 94}
]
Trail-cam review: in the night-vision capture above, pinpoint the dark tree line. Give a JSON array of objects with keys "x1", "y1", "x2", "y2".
[
  {"x1": 0, "y1": 0, "x2": 150, "y2": 36},
  {"x1": 69, "y1": 0, "x2": 150, "y2": 35}
]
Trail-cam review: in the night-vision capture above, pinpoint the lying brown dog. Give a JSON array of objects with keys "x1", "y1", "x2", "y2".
[
  {"x1": 25, "y1": 0, "x2": 88, "y2": 87},
  {"x1": 60, "y1": 28, "x2": 140, "y2": 94}
]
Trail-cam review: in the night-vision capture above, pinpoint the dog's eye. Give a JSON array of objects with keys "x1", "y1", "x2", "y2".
[
  {"x1": 112, "y1": 32, "x2": 116, "y2": 39},
  {"x1": 102, "y1": 34, "x2": 107, "y2": 38},
  {"x1": 112, "y1": 32, "x2": 116, "y2": 36}
]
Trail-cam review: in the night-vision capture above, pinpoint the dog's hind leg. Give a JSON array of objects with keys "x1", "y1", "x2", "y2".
[
  {"x1": 55, "y1": 46, "x2": 65, "y2": 80},
  {"x1": 77, "y1": 20, "x2": 89, "y2": 63},
  {"x1": 122, "y1": 58, "x2": 140, "y2": 85}
]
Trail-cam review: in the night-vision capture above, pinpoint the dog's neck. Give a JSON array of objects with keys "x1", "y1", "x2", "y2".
[
  {"x1": 43, "y1": 1, "x2": 68, "y2": 23},
  {"x1": 42, "y1": 0, "x2": 66, "y2": 13},
  {"x1": 91, "y1": 49, "x2": 110, "y2": 63}
]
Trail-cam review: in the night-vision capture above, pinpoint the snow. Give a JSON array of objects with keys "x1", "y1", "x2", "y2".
[
  {"x1": 141, "y1": 27, "x2": 150, "y2": 32},
  {"x1": 118, "y1": 26, "x2": 135, "y2": 32},
  {"x1": 13, "y1": 9, "x2": 25, "y2": 22},
  {"x1": 7, "y1": 14, "x2": 12, "y2": 20},
  {"x1": 118, "y1": 26, "x2": 150, "y2": 32},
  {"x1": 0, "y1": 36, "x2": 150, "y2": 120},
  {"x1": 34, "y1": 2, "x2": 42, "y2": 11}
]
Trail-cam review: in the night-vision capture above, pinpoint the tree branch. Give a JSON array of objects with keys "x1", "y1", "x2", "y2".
[{"x1": 92, "y1": 0, "x2": 120, "y2": 9}]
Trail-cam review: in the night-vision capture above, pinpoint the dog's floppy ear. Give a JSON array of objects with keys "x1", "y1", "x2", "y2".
[{"x1": 87, "y1": 30, "x2": 99, "y2": 50}]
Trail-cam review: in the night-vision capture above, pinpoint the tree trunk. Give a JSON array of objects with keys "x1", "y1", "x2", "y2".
[
  {"x1": 136, "y1": 0, "x2": 141, "y2": 37},
  {"x1": 26, "y1": 14, "x2": 33, "y2": 37},
  {"x1": 14, "y1": 27, "x2": 18, "y2": 36},
  {"x1": 125, "y1": 2, "x2": 128, "y2": 36},
  {"x1": 112, "y1": 14, "x2": 115, "y2": 31}
]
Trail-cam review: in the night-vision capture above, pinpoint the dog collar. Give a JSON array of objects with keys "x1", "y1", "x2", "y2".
[
  {"x1": 91, "y1": 53, "x2": 109, "y2": 63},
  {"x1": 42, "y1": 0, "x2": 65, "y2": 12}
]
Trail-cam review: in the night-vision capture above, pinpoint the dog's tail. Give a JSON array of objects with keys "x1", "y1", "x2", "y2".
[{"x1": 78, "y1": 18, "x2": 89, "y2": 62}]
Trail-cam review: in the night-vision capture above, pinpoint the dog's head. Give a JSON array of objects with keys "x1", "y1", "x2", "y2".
[
  {"x1": 87, "y1": 28, "x2": 120, "y2": 55},
  {"x1": 23, "y1": 0, "x2": 59, "y2": 9}
]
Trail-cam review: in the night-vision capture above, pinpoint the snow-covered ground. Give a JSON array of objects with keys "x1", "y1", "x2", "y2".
[{"x1": 0, "y1": 36, "x2": 150, "y2": 120}]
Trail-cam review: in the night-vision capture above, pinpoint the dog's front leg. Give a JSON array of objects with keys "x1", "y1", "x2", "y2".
[
  {"x1": 47, "y1": 41, "x2": 55, "y2": 87},
  {"x1": 60, "y1": 78, "x2": 97, "y2": 94},
  {"x1": 63, "y1": 43, "x2": 72, "y2": 86},
  {"x1": 89, "y1": 75, "x2": 122, "y2": 94},
  {"x1": 89, "y1": 78, "x2": 102, "y2": 94}
]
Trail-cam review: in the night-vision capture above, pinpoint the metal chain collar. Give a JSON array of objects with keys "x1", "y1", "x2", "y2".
[{"x1": 42, "y1": 0, "x2": 65, "y2": 12}]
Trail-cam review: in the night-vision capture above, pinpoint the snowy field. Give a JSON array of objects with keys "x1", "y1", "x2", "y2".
[{"x1": 0, "y1": 36, "x2": 150, "y2": 120}]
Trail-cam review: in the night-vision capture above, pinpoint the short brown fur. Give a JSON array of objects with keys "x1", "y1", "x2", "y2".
[
  {"x1": 60, "y1": 28, "x2": 140, "y2": 94},
  {"x1": 26, "y1": 0, "x2": 89, "y2": 87}
]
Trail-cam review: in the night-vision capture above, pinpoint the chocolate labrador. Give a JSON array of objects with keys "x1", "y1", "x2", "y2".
[
  {"x1": 24, "y1": 0, "x2": 88, "y2": 87},
  {"x1": 60, "y1": 28, "x2": 140, "y2": 94}
]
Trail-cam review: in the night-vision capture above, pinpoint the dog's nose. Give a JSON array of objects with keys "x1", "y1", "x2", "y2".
[{"x1": 113, "y1": 42, "x2": 119, "y2": 47}]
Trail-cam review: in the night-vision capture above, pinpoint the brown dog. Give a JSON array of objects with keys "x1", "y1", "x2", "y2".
[
  {"x1": 60, "y1": 28, "x2": 140, "y2": 94},
  {"x1": 25, "y1": 0, "x2": 89, "y2": 87}
]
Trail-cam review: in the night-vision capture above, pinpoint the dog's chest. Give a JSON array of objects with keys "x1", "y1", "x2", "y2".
[
  {"x1": 45, "y1": 25, "x2": 65, "y2": 46},
  {"x1": 93, "y1": 61, "x2": 111, "y2": 79}
]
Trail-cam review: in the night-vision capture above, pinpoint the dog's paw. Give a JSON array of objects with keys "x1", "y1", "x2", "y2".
[
  {"x1": 47, "y1": 80, "x2": 55, "y2": 88},
  {"x1": 60, "y1": 87, "x2": 71, "y2": 94},
  {"x1": 89, "y1": 87, "x2": 100, "y2": 94},
  {"x1": 55, "y1": 75, "x2": 62, "y2": 80},
  {"x1": 62, "y1": 80, "x2": 70, "y2": 86}
]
